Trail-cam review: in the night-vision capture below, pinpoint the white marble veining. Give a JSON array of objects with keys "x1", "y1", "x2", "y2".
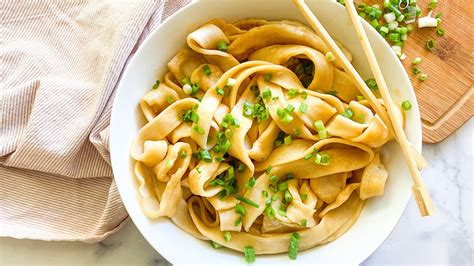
[{"x1": 1, "y1": 120, "x2": 472, "y2": 265}]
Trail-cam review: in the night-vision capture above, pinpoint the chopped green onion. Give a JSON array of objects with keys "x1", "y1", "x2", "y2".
[
  {"x1": 269, "y1": 175, "x2": 277, "y2": 183},
  {"x1": 234, "y1": 216, "x2": 242, "y2": 226},
  {"x1": 262, "y1": 89, "x2": 272, "y2": 99},
  {"x1": 271, "y1": 194, "x2": 278, "y2": 201},
  {"x1": 152, "y1": 80, "x2": 160, "y2": 89},
  {"x1": 342, "y1": 108, "x2": 354, "y2": 119},
  {"x1": 235, "y1": 204, "x2": 246, "y2": 216},
  {"x1": 285, "y1": 104, "x2": 295, "y2": 113},
  {"x1": 435, "y1": 12, "x2": 443, "y2": 19},
  {"x1": 179, "y1": 150, "x2": 187, "y2": 158},
  {"x1": 313, "y1": 120, "x2": 327, "y2": 139},
  {"x1": 266, "y1": 165, "x2": 273, "y2": 175},
  {"x1": 299, "y1": 102, "x2": 308, "y2": 113},
  {"x1": 325, "y1": 52, "x2": 335, "y2": 62},
  {"x1": 237, "y1": 163, "x2": 246, "y2": 173},
  {"x1": 437, "y1": 27, "x2": 445, "y2": 36},
  {"x1": 388, "y1": 33, "x2": 400, "y2": 42},
  {"x1": 263, "y1": 73, "x2": 273, "y2": 82},
  {"x1": 166, "y1": 96, "x2": 174, "y2": 104},
  {"x1": 234, "y1": 194, "x2": 260, "y2": 208},
  {"x1": 426, "y1": 39, "x2": 436, "y2": 51},
  {"x1": 210, "y1": 241, "x2": 223, "y2": 249},
  {"x1": 265, "y1": 206, "x2": 276, "y2": 219},
  {"x1": 181, "y1": 76, "x2": 191, "y2": 85},
  {"x1": 379, "y1": 26, "x2": 389, "y2": 37},
  {"x1": 191, "y1": 83, "x2": 199, "y2": 95},
  {"x1": 412, "y1": 67, "x2": 421, "y2": 74},
  {"x1": 262, "y1": 190, "x2": 268, "y2": 198},
  {"x1": 288, "y1": 232, "x2": 300, "y2": 260},
  {"x1": 356, "y1": 95, "x2": 365, "y2": 101},
  {"x1": 401, "y1": 100, "x2": 412, "y2": 110},
  {"x1": 246, "y1": 176, "x2": 256, "y2": 189},
  {"x1": 244, "y1": 246, "x2": 256, "y2": 263},
  {"x1": 412, "y1": 57, "x2": 422, "y2": 65},
  {"x1": 300, "y1": 194, "x2": 308, "y2": 201},
  {"x1": 199, "y1": 149, "x2": 212, "y2": 162},
  {"x1": 304, "y1": 153, "x2": 313, "y2": 160},
  {"x1": 301, "y1": 91, "x2": 308, "y2": 99},
  {"x1": 428, "y1": 0, "x2": 438, "y2": 9},
  {"x1": 284, "y1": 190, "x2": 293, "y2": 203},
  {"x1": 278, "y1": 209, "x2": 286, "y2": 217},
  {"x1": 217, "y1": 40, "x2": 228, "y2": 52},
  {"x1": 365, "y1": 78, "x2": 378, "y2": 90},
  {"x1": 224, "y1": 231, "x2": 231, "y2": 242},
  {"x1": 370, "y1": 19, "x2": 379, "y2": 29},
  {"x1": 281, "y1": 113, "x2": 293, "y2": 124},
  {"x1": 301, "y1": 219, "x2": 307, "y2": 227},
  {"x1": 288, "y1": 88, "x2": 299, "y2": 97},
  {"x1": 419, "y1": 73, "x2": 428, "y2": 81},
  {"x1": 284, "y1": 135, "x2": 292, "y2": 145},
  {"x1": 216, "y1": 87, "x2": 224, "y2": 96},
  {"x1": 193, "y1": 125, "x2": 204, "y2": 135},
  {"x1": 277, "y1": 181, "x2": 289, "y2": 191},
  {"x1": 269, "y1": 184, "x2": 278, "y2": 192},
  {"x1": 203, "y1": 65, "x2": 212, "y2": 76}
]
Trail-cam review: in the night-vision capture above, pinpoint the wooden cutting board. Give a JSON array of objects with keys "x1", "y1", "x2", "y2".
[{"x1": 366, "y1": 0, "x2": 474, "y2": 143}]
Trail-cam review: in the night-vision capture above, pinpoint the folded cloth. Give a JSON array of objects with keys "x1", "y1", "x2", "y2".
[{"x1": 0, "y1": 0, "x2": 189, "y2": 242}]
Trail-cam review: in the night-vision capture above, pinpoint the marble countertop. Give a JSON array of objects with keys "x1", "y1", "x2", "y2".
[{"x1": 1, "y1": 120, "x2": 472, "y2": 265}]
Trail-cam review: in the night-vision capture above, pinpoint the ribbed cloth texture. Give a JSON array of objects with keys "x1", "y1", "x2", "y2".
[{"x1": 0, "y1": 0, "x2": 190, "y2": 242}]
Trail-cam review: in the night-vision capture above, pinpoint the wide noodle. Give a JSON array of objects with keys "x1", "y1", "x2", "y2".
[{"x1": 130, "y1": 19, "x2": 401, "y2": 255}]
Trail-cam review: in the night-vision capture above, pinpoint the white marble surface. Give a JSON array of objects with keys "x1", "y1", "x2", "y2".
[{"x1": 1, "y1": 120, "x2": 472, "y2": 265}]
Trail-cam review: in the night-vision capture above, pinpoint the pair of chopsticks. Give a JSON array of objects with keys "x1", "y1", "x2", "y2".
[{"x1": 293, "y1": 0, "x2": 435, "y2": 216}]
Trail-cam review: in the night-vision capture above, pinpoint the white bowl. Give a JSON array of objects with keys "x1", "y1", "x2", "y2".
[{"x1": 110, "y1": 0, "x2": 422, "y2": 264}]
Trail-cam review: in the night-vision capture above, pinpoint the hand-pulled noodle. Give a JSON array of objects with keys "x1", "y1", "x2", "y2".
[{"x1": 130, "y1": 18, "x2": 399, "y2": 256}]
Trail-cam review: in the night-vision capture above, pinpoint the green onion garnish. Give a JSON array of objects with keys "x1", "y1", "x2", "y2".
[
  {"x1": 224, "y1": 231, "x2": 231, "y2": 242},
  {"x1": 285, "y1": 104, "x2": 295, "y2": 113},
  {"x1": 342, "y1": 108, "x2": 354, "y2": 119},
  {"x1": 412, "y1": 67, "x2": 421, "y2": 75},
  {"x1": 365, "y1": 78, "x2": 378, "y2": 90},
  {"x1": 234, "y1": 216, "x2": 242, "y2": 226},
  {"x1": 152, "y1": 80, "x2": 160, "y2": 89},
  {"x1": 166, "y1": 96, "x2": 174, "y2": 104},
  {"x1": 265, "y1": 206, "x2": 276, "y2": 219},
  {"x1": 419, "y1": 73, "x2": 428, "y2": 81},
  {"x1": 301, "y1": 91, "x2": 307, "y2": 99},
  {"x1": 288, "y1": 88, "x2": 299, "y2": 97},
  {"x1": 179, "y1": 150, "x2": 187, "y2": 158},
  {"x1": 246, "y1": 176, "x2": 256, "y2": 189},
  {"x1": 304, "y1": 153, "x2": 313, "y2": 160},
  {"x1": 426, "y1": 39, "x2": 436, "y2": 51},
  {"x1": 284, "y1": 135, "x2": 292, "y2": 145},
  {"x1": 278, "y1": 209, "x2": 286, "y2": 217},
  {"x1": 181, "y1": 76, "x2": 191, "y2": 85},
  {"x1": 235, "y1": 203, "x2": 245, "y2": 216},
  {"x1": 261, "y1": 89, "x2": 272, "y2": 99},
  {"x1": 284, "y1": 190, "x2": 293, "y2": 203},
  {"x1": 237, "y1": 163, "x2": 246, "y2": 173},
  {"x1": 199, "y1": 149, "x2": 212, "y2": 162},
  {"x1": 217, "y1": 40, "x2": 228, "y2": 52},
  {"x1": 263, "y1": 73, "x2": 273, "y2": 82},
  {"x1": 428, "y1": 0, "x2": 438, "y2": 9},
  {"x1": 301, "y1": 219, "x2": 307, "y2": 227},
  {"x1": 325, "y1": 52, "x2": 335, "y2": 62},
  {"x1": 281, "y1": 114, "x2": 293, "y2": 124},
  {"x1": 234, "y1": 194, "x2": 260, "y2": 208},
  {"x1": 412, "y1": 57, "x2": 422, "y2": 65},
  {"x1": 299, "y1": 102, "x2": 308, "y2": 113},
  {"x1": 288, "y1": 233, "x2": 300, "y2": 260},
  {"x1": 269, "y1": 175, "x2": 277, "y2": 183},
  {"x1": 277, "y1": 181, "x2": 289, "y2": 191},
  {"x1": 216, "y1": 87, "x2": 224, "y2": 96},
  {"x1": 401, "y1": 100, "x2": 412, "y2": 110},
  {"x1": 300, "y1": 194, "x2": 308, "y2": 201},
  {"x1": 262, "y1": 190, "x2": 268, "y2": 198},
  {"x1": 313, "y1": 120, "x2": 328, "y2": 139},
  {"x1": 356, "y1": 95, "x2": 365, "y2": 101},
  {"x1": 203, "y1": 65, "x2": 212, "y2": 76},
  {"x1": 210, "y1": 241, "x2": 223, "y2": 249},
  {"x1": 437, "y1": 27, "x2": 445, "y2": 36},
  {"x1": 244, "y1": 246, "x2": 256, "y2": 263},
  {"x1": 266, "y1": 165, "x2": 272, "y2": 175},
  {"x1": 193, "y1": 125, "x2": 204, "y2": 135}
]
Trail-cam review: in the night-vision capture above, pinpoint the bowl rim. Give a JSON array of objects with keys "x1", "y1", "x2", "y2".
[{"x1": 109, "y1": 1, "x2": 422, "y2": 264}]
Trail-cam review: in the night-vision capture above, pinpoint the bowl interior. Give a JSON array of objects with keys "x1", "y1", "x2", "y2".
[{"x1": 110, "y1": 0, "x2": 422, "y2": 264}]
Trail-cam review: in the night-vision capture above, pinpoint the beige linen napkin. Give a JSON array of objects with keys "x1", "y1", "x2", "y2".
[{"x1": 0, "y1": 0, "x2": 189, "y2": 242}]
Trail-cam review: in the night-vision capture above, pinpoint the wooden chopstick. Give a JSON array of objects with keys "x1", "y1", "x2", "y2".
[
  {"x1": 292, "y1": 0, "x2": 435, "y2": 216},
  {"x1": 291, "y1": 0, "x2": 425, "y2": 171}
]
